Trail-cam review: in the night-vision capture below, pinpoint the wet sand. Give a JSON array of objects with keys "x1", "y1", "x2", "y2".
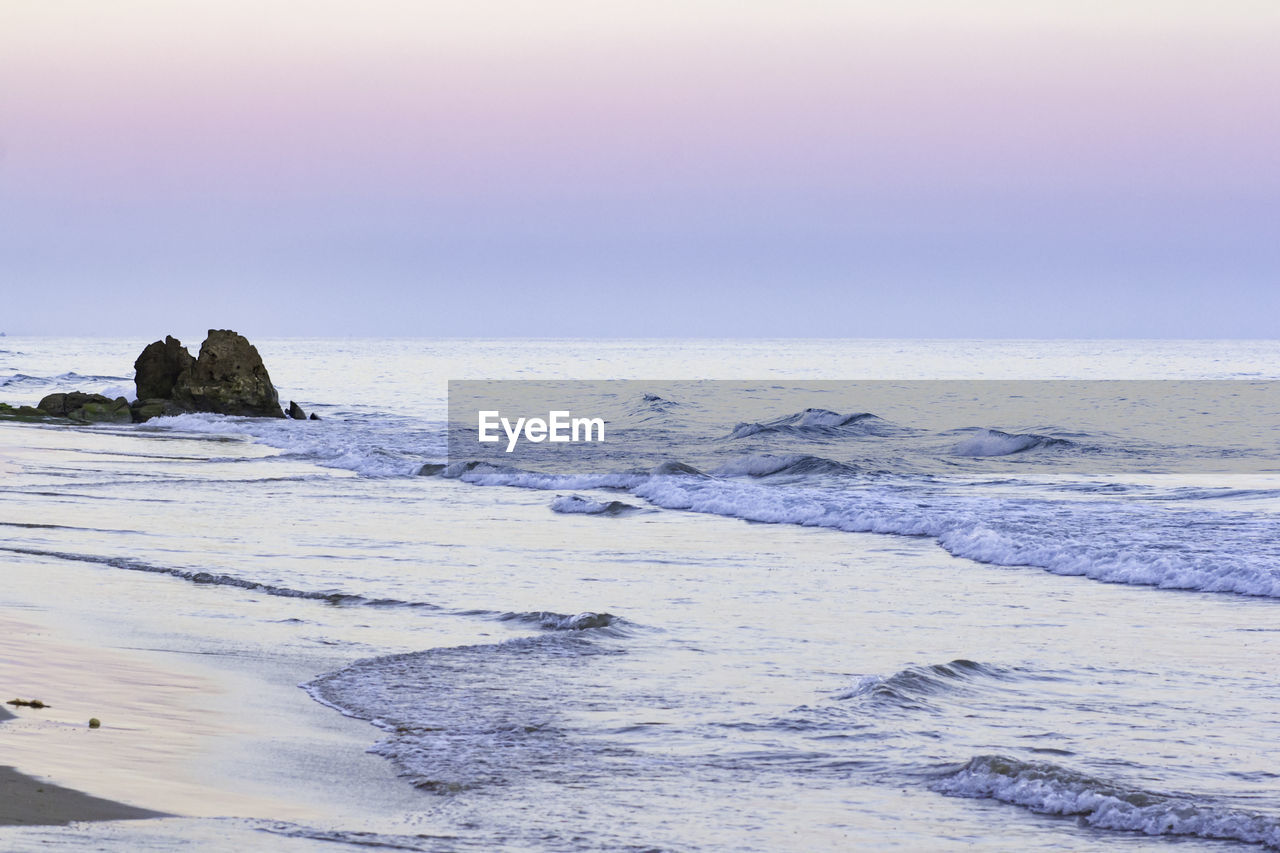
[
  {"x1": 0, "y1": 762, "x2": 166, "y2": 826},
  {"x1": 2, "y1": 690, "x2": 164, "y2": 826},
  {"x1": 0, "y1": 560, "x2": 428, "y2": 842}
]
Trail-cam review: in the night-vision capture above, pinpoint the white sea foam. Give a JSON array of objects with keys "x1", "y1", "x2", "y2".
[
  {"x1": 936, "y1": 755, "x2": 1280, "y2": 848},
  {"x1": 142, "y1": 412, "x2": 438, "y2": 478},
  {"x1": 133, "y1": 396, "x2": 1280, "y2": 599},
  {"x1": 436, "y1": 461, "x2": 1280, "y2": 598},
  {"x1": 626, "y1": 476, "x2": 1280, "y2": 598},
  {"x1": 98, "y1": 382, "x2": 135, "y2": 401}
]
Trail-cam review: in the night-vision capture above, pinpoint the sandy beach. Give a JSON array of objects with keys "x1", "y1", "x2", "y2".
[
  {"x1": 0, "y1": 583, "x2": 426, "y2": 839},
  {"x1": 0, "y1": 761, "x2": 165, "y2": 827},
  {"x1": 1, "y1": 696, "x2": 160, "y2": 826}
]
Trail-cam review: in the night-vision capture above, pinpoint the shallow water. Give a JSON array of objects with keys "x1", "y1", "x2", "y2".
[{"x1": 2, "y1": 338, "x2": 1279, "y2": 851}]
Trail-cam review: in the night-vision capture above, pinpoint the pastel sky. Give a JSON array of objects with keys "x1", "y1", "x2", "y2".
[{"x1": 2, "y1": 1, "x2": 1278, "y2": 337}]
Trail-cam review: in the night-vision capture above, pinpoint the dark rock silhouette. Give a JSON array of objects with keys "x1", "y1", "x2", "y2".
[
  {"x1": 2, "y1": 330, "x2": 296, "y2": 424},
  {"x1": 37, "y1": 392, "x2": 132, "y2": 423},
  {"x1": 0, "y1": 403, "x2": 51, "y2": 422},
  {"x1": 38, "y1": 392, "x2": 108, "y2": 416},
  {"x1": 165, "y1": 330, "x2": 285, "y2": 418},
  {"x1": 133, "y1": 336, "x2": 195, "y2": 401}
]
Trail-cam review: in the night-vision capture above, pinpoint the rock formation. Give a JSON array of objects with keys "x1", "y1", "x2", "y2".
[
  {"x1": 0, "y1": 403, "x2": 51, "y2": 422},
  {"x1": 37, "y1": 392, "x2": 133, "y2": 424},
  {"x1": 1, "y1": 330, "x2": 297, "y2": 424},
  {"x1": 133, "y1": 335, "x2": 195, "y2": 400},
  {"x1": 167, "y1": 330, "x2": 284, "y2": 418}
]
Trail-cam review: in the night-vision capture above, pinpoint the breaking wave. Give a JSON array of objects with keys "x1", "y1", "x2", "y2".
[
  {"x1": 952, "y1": 428, "x2": 1077, "y2": 457},
  {"x1": 729, "y1": 408, "x2": 885, "y2": 439},
  {"x1": 435, "y1": 458, "x2": 1280, "y2": 599},
  {"x1": 711, "y1": 453, "x2": 859, "y2": 479},
  {"x1": 935, "y1": 754, "x2": 1280, "y2": 848},
  {"x1": 494, "y1": 611, "x2": 621, "y2": 631},
  {"x1": 836, "y1": 659, "x2": 1006, "y2": 704},
  {"x1": 142, "y1": 412, "x2": 440, "y2": 478},
  {"x1": 627, "y1": 477, "x2": 1280, "y2": 599},
  {"x1": 302, "y1": 634, "x2": 627, "y2": 792},
  {"x1": 117, "y1": 398, "x2": 1280, "y2": 601}
]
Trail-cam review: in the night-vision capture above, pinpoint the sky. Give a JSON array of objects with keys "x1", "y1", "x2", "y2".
[{"x1": 2, "y1": 1, "x2": 1278, "y2": 337}]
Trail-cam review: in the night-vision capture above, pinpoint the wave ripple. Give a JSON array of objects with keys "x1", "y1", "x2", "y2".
[{"x1": 935, "y1": 754, "x2": 1280, "y2": 848}]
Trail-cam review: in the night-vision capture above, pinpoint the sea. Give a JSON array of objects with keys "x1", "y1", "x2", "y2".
[{"x1": 1, "y1": 337, "x2": 1279, "y2": 852}]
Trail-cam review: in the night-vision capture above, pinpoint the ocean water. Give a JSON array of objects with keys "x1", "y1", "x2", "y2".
[{"x1": 2, "y1": 338, "x2": 1280, "y2": 852}]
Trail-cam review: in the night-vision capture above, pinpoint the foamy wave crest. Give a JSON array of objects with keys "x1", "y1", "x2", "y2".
[
  {"x1": 496, "y1": 611, "x2": 620, "y2": 631},
  {"x1": 729, "y1": 408, "x2": 883, "y2": 439},
  {"x1": 628, "y1": 477, "x2": 1280, "y2": 598},
  {"x1": 953, "y1": 429, "x2": 1076, "y2": 457},
  {"x1": 445, "y1": 465, "x2": 1280, "y2": 598},
  {"x1": 935, "y1": 755, "x2": 1280, "y2": 848},
  {"x1": 711, "y1": 453, "x2": 858, "y2": 479},
  {"x1": 302, "y1": 634, "x2": 624, "y2": 793},
  {"x1": 142, "y1": 412, "x2": 439, "y2": 477},
  {"x1": 934, "y1": 519, "x2": 1280, "y2": 598},
  {"x1": 836, "y1": 659, "x2": 1004, "y2": 704},
  {"x1": 550, "y1": 495, "x2": 641, "y2": 515}
]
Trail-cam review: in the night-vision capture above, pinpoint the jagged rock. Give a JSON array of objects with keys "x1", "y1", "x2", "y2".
[
  {"x1": 169, "y1": 330, "x2": 284, "y2": 418},
  {"x1": 37, "y1": 392, "x2": 132, "y2": 423},
  {"x1": 2, "y1": 330, "x2": 299, "y2": 425},
  {"x1": 134, "y1": 336, "x2": 195, "y2": 401}
]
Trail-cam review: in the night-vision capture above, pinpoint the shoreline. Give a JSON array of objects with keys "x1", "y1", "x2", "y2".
[
  {"x1": 0, "y1": 418, "x2": 461, "y2": 844},
  {"x1": 0, "y1": 592, "x2": 425, "y2": 837},
  {"x1": 1, "y1": 690, "x2": 167, "y2": 826},
  {"x1": 0, "y1": 763, "x2": 167, "y2": 827}
]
